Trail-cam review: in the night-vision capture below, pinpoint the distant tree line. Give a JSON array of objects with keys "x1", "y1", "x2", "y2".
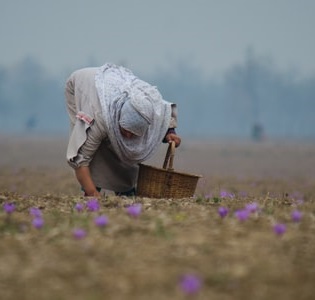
[
  {"x1": 0, "y1": 53, "x2": 314, "y2": 139},
  {"x1": 150, "y1": 50, "x2": 315, "y2": 140},
  {"x1": 0, "y1": 57, "x2": 66, "y2": 134}
]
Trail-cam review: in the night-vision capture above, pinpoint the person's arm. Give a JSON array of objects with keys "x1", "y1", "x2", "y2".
[
  {"x1": 75, "y1": 166, "x2": 101, "y2": 197},
  {"x1": 67, "y1": 113, "x2": 107, "y2": 197}
]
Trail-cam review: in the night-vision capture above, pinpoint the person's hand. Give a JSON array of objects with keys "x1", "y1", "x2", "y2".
[
  {"x1": 85, "y1": 190, "x2": 102, "y2": 198},
  {"x1": 165, "y1": 133, "x2": 181, "y2": 147},
  {"x1": 83, "y1": 188, "x2": 102, "y2": 198}
]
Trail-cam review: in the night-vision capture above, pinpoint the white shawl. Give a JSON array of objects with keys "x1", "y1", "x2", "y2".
[{"x1": 95, "y1": 63, "x2": 172, "y2": 165}]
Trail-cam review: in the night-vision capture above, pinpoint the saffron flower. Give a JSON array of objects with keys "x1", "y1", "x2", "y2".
[
  {"x1": 245, "y1": 202, "x2": 259, "y2": 213},
  {"x1": 73, "y1": 228, "x2": 87, "y2": 240},
  {"x1": 74, "y1": 203, "x2": 84, "y2": 212},
  {"x1": 273, "y1": 223, "x2": 286, "y2": 236},
  {"x1": 3, "y1": 202, "x2": 15, "y2": 214},
  {"x1": 86, "y1": 198, "x2": 100, "y2": 212},
  {"x1": 291, "y1": 210, "x2": 302, "y2": 222},
  {"x1": 32, "y1": 217, "x2": 44, "y2": 229},
  {"x1": 94, "y1": 215, "x2": 108, "y2": 227},
  {"x1": 290, "y1": 191, "x2": 304, "y2": 203},
  {"x1": 220, "y1": 190, "x2": 234, "y2": 199},
  {"x1": 204, "y1": 193, "x2": 212, "y2": 200},
  {"x1": 239, "y1": 191, "x2": 248, "y2": 197},
  {"x1": 295, "y1": 198, "x2": 304, "y2": 206},
  {"x1": 179, "y1": 274, "x2": 202, "y2": 295},
  {"x1": 126, "y1": 203, "x2": 142, "y2": 218},
  {"x1": 234, "y1": 209, "x2": 249, "y2": 222},
  {"x1": 29, "y1": 207, "x2": 42, "y2": 218},
  {"x1": 218, "y1": 206, "x2": 229, "y2": 218}
]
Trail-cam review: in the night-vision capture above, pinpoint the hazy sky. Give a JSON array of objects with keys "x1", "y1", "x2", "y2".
[{"x1": 1, "y1": 0, "x2": 315, "y2": 79}]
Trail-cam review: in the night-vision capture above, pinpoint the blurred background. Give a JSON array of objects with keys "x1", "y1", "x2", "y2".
[{"x1": 0, "y1": 0, "x2": 314, "y2": 141}]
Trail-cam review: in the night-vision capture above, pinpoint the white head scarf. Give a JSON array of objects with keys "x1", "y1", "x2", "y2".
[
  {"x1": 95, "y1": 63, "x2": 172, "y2": 165},
  {"x1": 119, "y1": 100, "x2": 150, "y2": 137}
]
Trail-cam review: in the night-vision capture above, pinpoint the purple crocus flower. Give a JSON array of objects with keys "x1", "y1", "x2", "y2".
[
  {"x1": 218, "y1": 206, "x2": 229, "y2": 218},
  {"x1": 94, "y1": 215, "x2": 108, "y2": 227},
  {"x1": 126, "y1": 203, "x2": 142, "y2": 218},
  {"x1": 179, "y1": 274, "x2": 202, "y2": 295},
  {"x1": 239, "y1": 191, "x2": 248, "y2": 197},
  {"x1": 245, "y1": 202, "x2": 259, "y2": 213},
  {"x1": 273, "y1": 223, "x2": 286, "y2": 236},
  {"x1": 29, "y1": 207, "x2": 42, "y2": 218},
  {"x1": 234, "y1": 209, "x2": 249, "y2": 222},
  {"x1": 3, "y1": 202, "x2": 15, "y2": 214},
  {"x1": 86, "y1": 198, "x2": 100, "y2": 212},
  {"x1": 291, "y1": 210, "x2": 302, "y2": 222},
  {"x1": 290, "y1": 191, "x2": 304, "y2": 202},
  {"x1": 296, "y1": 199, "x2": 304, "y2": 206},
  {"x1": 220, "y1": 190, "x2": 234, "y2": 199},
  {"x1": 74, "y1": 203, "x2": 84, "y2": 212},
  {"x1": 73, "y1": 228, "x2": 87, "y2": 240},
  {"x1": 204, "y1": 193, "x2": 212, "y2": 200},
  {"x1": 32, "y1": 217, "x2": 44, "y2": 229}
]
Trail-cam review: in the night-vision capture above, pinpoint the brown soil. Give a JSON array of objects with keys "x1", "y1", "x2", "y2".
[{"x1": 0, "y1": 135, "x2": 314, "y2": 300}]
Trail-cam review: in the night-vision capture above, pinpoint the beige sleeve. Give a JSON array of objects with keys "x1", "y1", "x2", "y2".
[{"x1": 67, "y1": 115, "x2": 107, "y2": 169}]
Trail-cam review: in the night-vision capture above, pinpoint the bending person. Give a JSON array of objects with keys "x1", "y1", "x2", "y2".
[{"x1": 65, "y1": 63, "x2": 181, "y2": 197}]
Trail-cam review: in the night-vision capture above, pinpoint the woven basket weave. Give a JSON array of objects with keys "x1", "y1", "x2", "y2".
[{"x1": 137, "y1": 142, "x2": 202, "y2": 199}]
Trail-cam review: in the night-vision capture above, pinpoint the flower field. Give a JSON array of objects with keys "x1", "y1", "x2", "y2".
[{"x1": 0, "y1": 136, "x2": 315, "y2": 300}]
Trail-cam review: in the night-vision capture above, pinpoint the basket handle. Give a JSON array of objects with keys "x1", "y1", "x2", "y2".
[{"x1": 163, "y1": 141, "x2": 175, "y2": 170}]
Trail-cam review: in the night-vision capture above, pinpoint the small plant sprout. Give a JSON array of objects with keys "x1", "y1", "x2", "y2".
[
  {"x1": 86, "y1": 198, "x2": 100, "y2": 212},
  {"x1": 94, "y1": 215, "x2": 108, "y2": 227},
  {"x1": 273, "y1": 223, "x2": 286, "y2": 236},
  {"x1": 73, "y1": 228, "x2": 87, "y2": 240},
  {"x1": 179, "y1": 273, "x2": 202, "y2": 295},
  {"x1": 3, "y1": 202, "x2": 15, "y2": 214},
  {"x1": 291, "y1": 210, "x2": 302, "y2": 222},
  {"x1": 32, "y1": 217, "x2": 44, "y2": 229},
  {"x1": 126, "y1": 203, "x2": 142, "y2": 218},
  {"x1": 218, "y1": 206, "x2": 229, "y2": 218}
]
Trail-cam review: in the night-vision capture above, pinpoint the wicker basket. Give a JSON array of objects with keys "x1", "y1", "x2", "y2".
[{"x1": 137, "y1": 142, "x2": 202, "y2": 199}]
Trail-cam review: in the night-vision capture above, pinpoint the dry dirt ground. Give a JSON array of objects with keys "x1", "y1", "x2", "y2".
[{"x1": 0, "y1": 135, "x2": 315, "y2": 300}]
